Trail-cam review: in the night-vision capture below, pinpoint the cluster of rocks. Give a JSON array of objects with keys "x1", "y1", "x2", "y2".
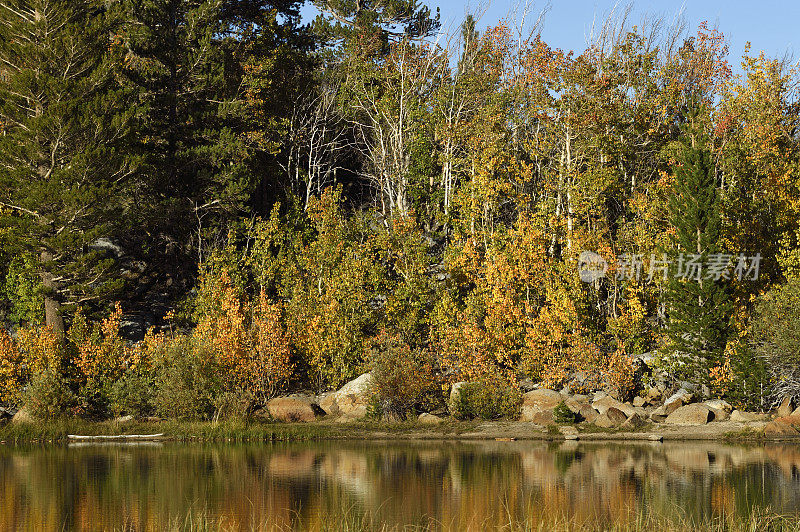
[
  {"x1": 261, "y1": 373, "x2": 447, "y2": 425},
  {"x1": 258, "y1": 371, "x2": 450, "y2": 424},
  {"x1": 257, "y1": 373, "x2": 379, "y2": 423},
  {"x1": 249, "y1": 374, "x2": 800, "y2": 436},
  {"x1": 5, "y1": 370, "x2": 799, "y2": 437},
  {"x1": 762, "y1": 397, "x2": 800, "y2": 436},
  {"x1": 515, "y1": 386, "x2": 774, "y2": 429}
]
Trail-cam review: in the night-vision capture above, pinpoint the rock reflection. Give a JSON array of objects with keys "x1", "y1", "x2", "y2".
[{"x1": 1, "y1": 440, "x2": 799, "y2": 530}]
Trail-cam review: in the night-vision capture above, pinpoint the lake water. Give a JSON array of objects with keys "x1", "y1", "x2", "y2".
[{"x1": 1, "y1": 440, "x2": 800, "y2": 530}]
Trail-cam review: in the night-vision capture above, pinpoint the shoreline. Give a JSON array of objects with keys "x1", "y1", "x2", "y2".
[{"x1": 1, "y1": 418, "x2": 796, "y2": 445}]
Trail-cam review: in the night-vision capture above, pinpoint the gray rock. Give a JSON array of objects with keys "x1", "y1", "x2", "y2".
[
  {"x1": 90, "y1": 237, "x2": 124, "y2": 257},
  {"x1": 592, "y1": 395, "x2": 635, "y2": 417},
  {"x1": 11, "y1": 407, "x2": 34, "y2": 424},
  {"x1": 664, "y1": 404, "x2": 713, "y2": 425},
  {"x1": 523, "y1": 389, "x2": 563, "y2": 408},
  {"x1": 730, "y1": 410, "x2": 769, "y2": 423},
  {"x1": 649, "y1": 405, "x2": 669, "y2": 422},
  {"x1": 665, "y1": 388, "x2": 693, "y2": 409},
  {"x1": 578, "y1": 404, "x2": 599, "y2": 423},
  {"x1": 595, "y1": 407, "x2": 627, "y2": 428},
  {"x1": 267, "y1": 396, "x2": 324, "y2": 423},
  {"x1": 633, "y1": 396, "x2": 646, "y2": 407},
  {"x1": 318, "y1": 392, "x2": 339, "y2": 416},
  {"x1": 563, "y1": 396, "x2": 588, "y2": 414},
  {"x1": 593, "y1": 391, "x2": 609, "y2": 402},
  {"x1": 777, "y1": 396, "x2": 795, "y2": 418},
  {"x1": 519, "y1": 407, "x2": 554, "y2": 424},
  {"x1": 337, "y1": 373, "x2": 373, "y2": 399},
  {"x1": 418, "y1": 413, "x2": 443, "y2": 425},
  {"x1": 621, "y1": 413, "x2": 646, "y2": 430},
  {"x1": 764, "y1": 416, "x2": 800, "y2": 436},
  {"x1": 448, "y1": 381, "x2": 468, "y2": 413},
  {"x1": 704, "y1": 399, "x2": 733, "y2": 413},
  {"x1": 320, "y1": 373, "x2": 374, "y2": 419},
  {"x1": 703, "y1": 399, "x2": 733, "y2": 421},
  {"x1": 519, "y1": 389, "x2": 564, "y2": 424},
  {"x1": 645, "y1": 387, "x2": 663, "y2": 404}
]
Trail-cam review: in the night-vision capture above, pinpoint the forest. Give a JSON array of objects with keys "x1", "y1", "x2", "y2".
[{"x1": 1, "y1": 0, "x2": 799, "y2": 421}]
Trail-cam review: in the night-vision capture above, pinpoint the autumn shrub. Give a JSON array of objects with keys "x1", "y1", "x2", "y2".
[
  {"x1": 367, "y1": 330, "x2": 440, "y2": 420},
  {"x1": 278, "y1": 191, "x2": 381, "y2": 392},
  {"x1": 69, "y1": 304, "x2": 130, "y2": 416},
  {"x1": 244, "y1": 292, "x2": 293, "y2": 406},
  {"x1": 601, "y1": 350, "x2": 639, "y2": 401},
  {"x1": 151, "y1": 336, "x2": 221, "y2": 420},
  {"x1": 17, "y1": 325, "x2": 63, "y2": 376},
  {"x1": 0, "y1": 328, "x2": 24, "y2": 406},
  {"x1": 0, "y1": 325, "x2": 67, "y2": 409},
  {"x1": 194, "y1": 267, "x2": 293, "y2": 409},
  {"x1": 212, "y1": 390, "x2": 253, "y2": 420},
  {"x1": 22, "y1": 368, "x2": 76, "y2": 419},
  {"x1": 451, "y1": 377, "x2": 522, "y2": 420}
]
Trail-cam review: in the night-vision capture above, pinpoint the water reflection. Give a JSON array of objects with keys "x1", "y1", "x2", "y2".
[{"x1": 1, "y1": 440, "x2": 800, "y2": 530}]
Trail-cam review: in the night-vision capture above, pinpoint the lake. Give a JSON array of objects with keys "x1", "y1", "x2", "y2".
[{"x1": 1, "y1": 440, "x2": 800, "y2": 530}]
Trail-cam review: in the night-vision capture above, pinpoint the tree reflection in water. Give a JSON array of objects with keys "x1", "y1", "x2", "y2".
[{"x1": 0, "y1": 441, "x2": 799, "y2": 530}]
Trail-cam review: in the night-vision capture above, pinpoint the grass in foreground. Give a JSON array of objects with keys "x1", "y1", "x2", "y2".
[
  {"x1": 0, "y1": 417, "x2": 486, "y2": 444},
  {"x1": 115, "y1": 505, "x2": 800, "y2": 531}
]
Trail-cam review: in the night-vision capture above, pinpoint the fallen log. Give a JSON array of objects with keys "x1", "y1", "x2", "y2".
[{"x1": 67, "y1": 433, "x2": 164, "y2": 441}]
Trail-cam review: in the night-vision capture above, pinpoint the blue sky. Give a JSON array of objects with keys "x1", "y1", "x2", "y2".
[{"x1": 303, "y1": 1, "x2": 799, "y2": 73}]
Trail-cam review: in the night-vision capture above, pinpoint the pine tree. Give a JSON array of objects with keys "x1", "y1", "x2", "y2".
[
  {"x1": 121, "y1": 0, "x2": 252, "y2": 255},
  {"x1": 664, "y1": 142, "x2": 732, "y2": 386},
  {"x1": 120, "y1": 0, "x2": 310, "y2": 286},
  {"x1": 312, "y1": 0, "x2": 440, "y2": 53},
  {"x1": 0, "y1": 0, "x2": 133, "y2": 335}
]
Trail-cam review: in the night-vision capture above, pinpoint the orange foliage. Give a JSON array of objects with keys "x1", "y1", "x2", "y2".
[
  {"x1": 0, "y1": 325, "x2": 63, "y2": 405},
  {"x1": 246, "y1": 291, "x2": 293, "y2": 403},
  {"x1": 194, "y1": 269, "x2": 292, "y2": 402},
  {"x1": 0, "y1": 329, "x2": 23, "y2": 404},
  {"x1": 73, "y1": 303, "x2": 129, "y2": 384}
]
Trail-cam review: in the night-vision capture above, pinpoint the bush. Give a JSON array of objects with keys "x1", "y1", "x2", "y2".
[
  {"x1": 69, "y1": 304, "x2": 129, "y2": 416},
  {"x1": 0, "y1": 328, "x2": 24, "y2": 406},
  {"x1": 109, "y1": 365, "x2": 156, "y2": 418},
  {"x1": 368, "y1": 331, "x2": 440, "y2": 420},
  {"x1": 212, "y1": 390, "x2": 253, "y2": 420},
  {"x1": 22, "y1": 368, "x2": 76, "y2": 419},
  {"x1": 553, "y1": 400, "x2": 576, "y2": 423},
  {"x1": 748, "y1": 277, "x2": 800, "y2": 408},
  {"x1": 152, "y1": 337, "x2": 221, "y2": 420},
  {"x1": 451, "y1": 378, "x2": 521, "y2": 420}
]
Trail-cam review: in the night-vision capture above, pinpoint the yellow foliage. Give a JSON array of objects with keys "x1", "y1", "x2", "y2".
[
  {"x1": 18, "y1": 326, "x2": 62, "y2": 376},
  {"x1": 0, "y1": 325, "x2": 63, "y2": 405},
  {"x1": 73, "y1": 303, "x2": 129, "y2": 384},
  {"x1": 0, "y1": 329, "x2": 24, "y2": 404}
]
